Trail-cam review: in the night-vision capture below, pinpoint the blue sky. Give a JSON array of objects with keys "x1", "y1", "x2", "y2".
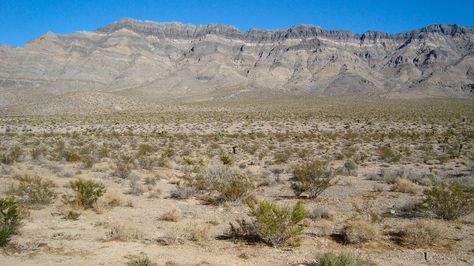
[{"x1": 1, "y1": 0, "x2": 473, "y2": 46}]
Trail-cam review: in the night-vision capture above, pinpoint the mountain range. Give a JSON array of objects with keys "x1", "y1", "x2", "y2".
[{"x1": 1, "y1": 18, "x2": 473, "y2": 114}]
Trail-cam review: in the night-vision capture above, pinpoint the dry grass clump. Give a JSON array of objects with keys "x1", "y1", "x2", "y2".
[
  {"x1": 391, "y1": 178, "x2": 421, "y2": 194},
  {"x1": 340, "y1": 219, "x2": 380, "y2": 244},
  {"x1": 105, "y1": 223, "x2": 144, "y2": 241},
  {"x1": 185, "y1": 223, "x2": 211, "y2": 244},
  {"x1": 159, "y1": 209, "x2": 180, "y2": 222},
  {"x1": 398, "y1": 219, "x2": 442, "y2": 248}
]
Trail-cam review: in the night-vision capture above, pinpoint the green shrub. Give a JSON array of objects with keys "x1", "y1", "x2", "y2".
[
  {"x1": 213, "y1": 175, "x2": 254, "y2": 204},
  {"x1": 291, "y1": 160, "x2": 333, "y2": 198},
  {"x1": 9, "y1": 175, "x2": 56, "y2": 208},
  {"x1": 219, "y1": 151, "x2": 234, "y2": 165},
  {"x1": 230, "y1": 200, "x2": 306, "y2": 247},
  {"x1": 127, "y1": 256, "x2": 154, "y2": 266},
  {"x1": 69, "y1": 179, "x2": 106, "y2": 209},
  {"x1": 423, "y1": 181, "x2": 473, "y2": 220},
  {"x1": 0, "y1": 197, "x2": 22, "y2": 247},
  {"x1": 317, "y1": 252, "x2": 370, "y2": 266}
]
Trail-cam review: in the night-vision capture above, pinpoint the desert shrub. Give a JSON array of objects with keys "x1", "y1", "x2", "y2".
[
  {"x1": 170, "y1": 185, "x2": 196, "y2": 199},
  {"x1": 343, "y1": 159, "x2": 358, "y2": 176},
  {"x1": 399, "y1": 219, "x2": 442, "y2": 248},
  {"x1": 184, "y1": 164, "x2": 254, "y2": 204},
  {"x1": 97, "y1": 143, "x2": 110, "y2": 158},
  {"x1": 340, "y1": 219, "x2": 379, "y2": 244},
  {"x1": 180, "y1": 156, "x2": 195, "y2": 166},
  {"x1": 127, "y1": 175, "x2": 144, "y2": 196},
  {"x1": 291, "y1": 160, "x2": 333, "y2": 198},
  {"x1": 229, "y1": 200, "x2": 306, "y2": 247},
  {"x1": 138, "y1": 156, "x2": 155, "y2": 169},
  {"x1": 273, "y1": 149, "x2": 292, "y2": 164},
  {"x1": 105, "y1": 223, "x2": 143, "y2": 241},
  {"x1": 81, "y1": 155, "x2": 95, "y2": 169},
  {"x1": 137, "y1": 143, "x2": 157, "y2": 157},
  {"x1": 0, "y1": 197, "x2": 22, "y2": 247},
  {"x1": 308, "y1": 206, "x2": 334, "y2": 220},
  {"x1": 113, "y1": 161, "x2": 132, "y2": 179},
  {"x1": 377, "y1": 146, "x2": 400, "y2": 163},
  {"x1": 9, "y1": 175, "x2": 56, "y2": 207},
  {"x1": 160, "y1": 209, "x2": 179, "y2": 222},
  {"x1": 391, "y1": 178, "x2": 421, "y2": 194},
  {"x1": 185, "y1": 223, "x2": 211, "y2": 243},
  {"x1": 63, "y1": 150, "x2": 81, "y2": 162},
  {"x1": 219, "y1": 151, "x2": 233, "y2": 165},
  {"x1": 423, "y1": 181, "x2": 473, "y2": 220},
  {"x1": 127, "y1": 256, "x2": 154, "y2": 266},
  {"x1": 211, "y1": 175, "x2": 254, "y2": 204},
  {"x1": 352, "y1": 201, "x2": 383, "y2": 223},
  {"x1": 30, "y1": 146, "x2": 46, "y2": 160},
  {"x1": 317, "y1": 252, "x2": 370, "y2": 266},
  {"x1": 69, "y1": 179, "x2": 106, "y2": 209},
  {"x1": 0, "y1": 145, "x2": 22, "y2": 165}
]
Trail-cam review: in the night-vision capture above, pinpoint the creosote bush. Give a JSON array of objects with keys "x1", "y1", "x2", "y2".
[
  {"x1": 0, "y1": 197, "x2": 22, "y2": 247},
  {"x1": 317, "y1": 252, "x2": 370, "y2": 266},
  {"x1": 68, "y1": 178, "x2": 106, "y2": 209},
  {"x1": 229, "y1": 200, "x2": 306, "y2": 247},
  {"x1": 423, "y1": 181, "x2": 473, "y2": 220},
  {"x1": 291, "y1": 159, "x2": 333, "y2": 198},
  {"x1": 175, "y1": 164, "x2": 254, "y2": 204},
  {"x1": 9, "y1": 175, "x2": 56, "y2": 208}
]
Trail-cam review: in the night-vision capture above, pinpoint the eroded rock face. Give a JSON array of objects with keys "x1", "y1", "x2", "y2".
[{"x1": 0, "y1": 18, "x2": 473, "y2": 113}]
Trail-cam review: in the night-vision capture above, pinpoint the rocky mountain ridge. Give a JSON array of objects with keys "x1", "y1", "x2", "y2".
[{"x1": 0, "y1": 18, "x2": 473, "y2": 114}]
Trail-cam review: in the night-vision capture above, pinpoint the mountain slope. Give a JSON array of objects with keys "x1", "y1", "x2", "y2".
[{"x1": 0, "y1": 19, "x2": 473, "y2": 114}]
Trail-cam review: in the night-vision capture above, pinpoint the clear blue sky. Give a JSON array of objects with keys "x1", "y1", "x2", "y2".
[{"x1": 1, "y1": 0, "x2": 473, "y2": 46}]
